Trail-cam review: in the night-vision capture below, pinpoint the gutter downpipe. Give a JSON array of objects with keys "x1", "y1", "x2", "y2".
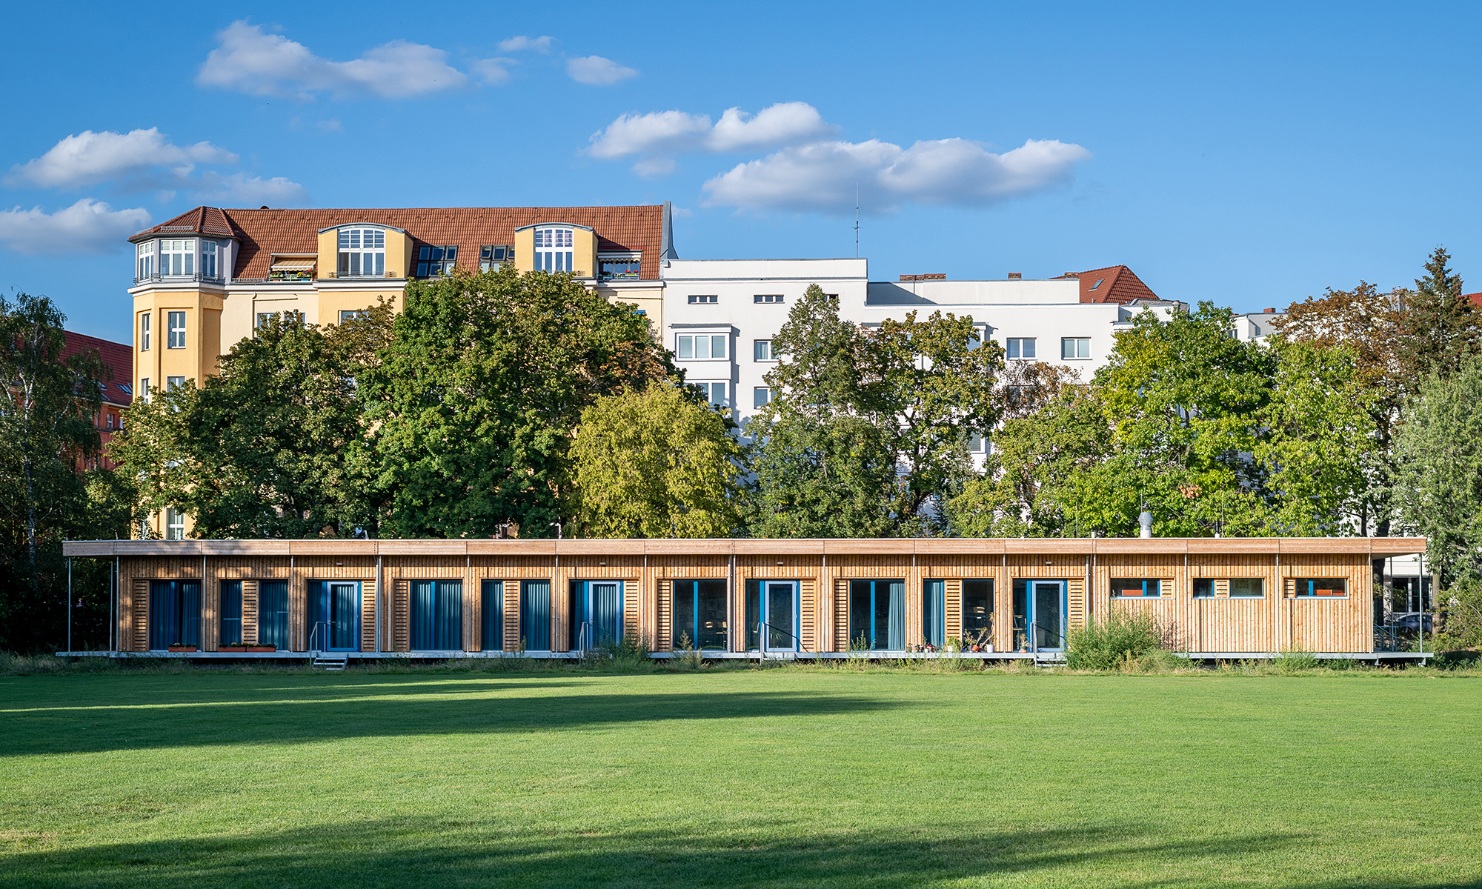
[{"x1": 375, "y1": 551, "x2": 383, "y2": 654}]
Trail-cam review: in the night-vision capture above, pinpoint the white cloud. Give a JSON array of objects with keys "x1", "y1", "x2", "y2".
[
  {"x1": 472, "y1": 57, "x2": 515, "y2": 85},
  {"x1": 498, "y1": 35, "x2": 553, "y2": 53},
  {"x1": 0, "y1": 199, "x2": 151, "y2": 254},
  {"x1": 567, "y1": 55, "x2": 637, "y2": 86},
  {"x1": 195, "y1": 173, "x2": 308, "y2": 206},
  {"x1": 8, "y1": 128, "x2": 236, "y2": 190},
  {"x1": 587, "y1": 102, "x2": 835, "y2": 174},
  {"x1": 702, "y1": 138, "x2": 1091, "y2": 213},
  {"x1": 197, "y1": 21, "x2": 467, "y2": 99}
]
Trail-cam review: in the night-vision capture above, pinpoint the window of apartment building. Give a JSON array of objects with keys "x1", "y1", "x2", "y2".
[
  {"x1": 754, "y1": 386, "x2": 771, "y2": 409},
  {"x1": 416, "y1": 245, "x2": 458, "y2": 277},
  {"x1": 166, "y1": 311, "x2": 186, "y2": 349},
  {"x1": 107, "y1": 413, "x2": 116, "y2": 430},
  {"x1": 479, "y1": 244, "x2": 513, "y2": 271},
  {"x1": 1294, "y1": 578, "x2": 1347, "y2": 597},
  {"x1": 688, "y1": 294, "x2": 718, "y2": 305},
  {"x1": 338, "y1": 310, "x2": 368, "y2": 324},
  {"x1": 337, "y1": 227, "x2": 386, "y2": 277},
  {"x1": 201, "y1": 240, "x2": 220, "y2": 280},
  {"x1": 167, "y1": 376, "x2": 185, "y2": 391},
  {"x1": 1111, "y1": 578, "x2": 1161, "y2": 598},
  {"x1": 165, "y1": 508, "x2": 186, "y2": 541},
  {"x1": 967, "y1": 431, "x2": 987, "y2": 453},
  {"x1": 140, "y1": 313, "x2": 151, "y2": 351},
  {"x1": 754, "y1": 339, "x2": 774, "y2": 362},
  {"x1": 754, "y1": 294, "x2": 784, "y2": 304},
  {"x1": 136, "y1": 241, "x2": 154, "y2": 280},
  {"x1": 676, "y1": 333, "x2": 728, "y2": 360},
  {"x1": 692, "y1": 381, "x2": 727, "y2": 407},
  {"x1": 599, "y1": 254, "x2": 641, "y2": 280},
  {"x1": 1061, "y1": 337, "x2": 1091, "y2": 360},
  {"x1": 140, "y1": 378, "x2": 150, "y2": 402},
  {"x1": 1006, "y1": 337, "x2": 1036, "y2": 359},
  {"x1": 160, "y1": 239, "x2": 195, "y2": 277},
  {"x1": 534, "y1": 226, "x2": 574, "y2": 272}
]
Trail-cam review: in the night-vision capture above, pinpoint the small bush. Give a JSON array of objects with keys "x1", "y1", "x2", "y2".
[
  {"x1": 1064, "y1": 612, "x2": 1169, "y2": 671},
  {"x1": 1273, "y1": 649, "x2": 1321, "y2": 673}
]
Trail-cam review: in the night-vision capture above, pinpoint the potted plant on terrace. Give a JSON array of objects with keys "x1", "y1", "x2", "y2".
[{"x1": 167, "y1": 642, "x2": 197, "y2": 653}]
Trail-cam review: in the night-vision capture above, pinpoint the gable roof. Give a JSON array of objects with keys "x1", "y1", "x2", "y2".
[
  {"x1": 61, "y1": 331, "x2": 132, "y2": 407},
  {"x1": 130, "y1": 205, "x2": 668, "y2": 280},
  {"x1": 1057, "y1": 265, "x2": 1161, "y2": 304}
]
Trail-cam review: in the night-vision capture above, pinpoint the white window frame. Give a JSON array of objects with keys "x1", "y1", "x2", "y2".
[
  {"x1": 754, "y1": 294, "x2": 784, "y2": 304},
  {"x1": 159, "y1": 239, "x2": 195, "y2": 277},
  {"x1": 140, "y1": 378, "x2": 150, "y2": 402},
  {"x1": 337, "y1": 228, "x2": 386, "y2": 278},
  {"x1": 167, "y1": 311, "x2": 186, "y2": 349},
  {"x1": 165, "y1": 508, "x2": 185, "y2": 541},
  {"x1": 534, "y1": 226, "x2": 574, "y2": 273},
  {"x1": 1006, "y1": 337, "x2": 1036, "y2": 360},
  {"x1": 136, "y1": 241, "x2": 155, "y2": 280},
  {"x1": 754, "y1": 339, "x2": 774, "y2": 362},
  {"x1": 140, "y1": 313, "x2": 151, "y2": 351},
  {"x1": 1061, "y1": 337, "x2": 1091, "y2": 360},
  {"x1": 166, "y1": 376, "x2": 185, "y2": 391},
  {"x1": 687, "y1": 294, "x2": 718, "y2": 305},
  {"x1": 338, "y1": 310, "x2": 368, "y2": 324},
  {"x1": 676, "y1": 333, "x2": 729, "y2": 361},
  {"x1": 692, "y1": 381, "x2": 728, "y2": 407},
  {"x1": 753, "y1": 386, "x2": 771, "y2": 409},
  {"x1": 201, "y1": 240, "x2": 219, "y2": 280}
]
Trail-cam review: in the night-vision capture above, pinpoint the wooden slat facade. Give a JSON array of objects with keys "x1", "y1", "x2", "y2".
[{"x1": 72, "y1": 537, "x2": 1426, "y2": 656}]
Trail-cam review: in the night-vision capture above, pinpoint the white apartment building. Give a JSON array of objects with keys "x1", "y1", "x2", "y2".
[{"x1": 661, "y1": 259, "x2": 1181, "y2": 438}]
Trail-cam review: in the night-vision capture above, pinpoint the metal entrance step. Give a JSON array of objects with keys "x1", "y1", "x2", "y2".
[{"x1": 311, "y1": 653, "x2": 349, "y2": 672}]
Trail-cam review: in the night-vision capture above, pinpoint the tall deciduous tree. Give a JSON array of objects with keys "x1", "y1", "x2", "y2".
[
  {"x1": 1394, "y1": 356, "x2": 1482, "y2": 583},
  {"x1": 0, "y1": 294, "x2": 126, "y2": 652},
  {"x1": 570, "y1": 385, "x2": 744, "y2": 538},
  {"x1": 364, "y1": 267, "x2": 674, "y2": 538}
]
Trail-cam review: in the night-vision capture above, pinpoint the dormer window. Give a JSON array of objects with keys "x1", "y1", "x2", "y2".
[
  {"x1": 417, "y1": 245, "x2": 457, "y2": 277},
  {"x1": 534, "y1": 226, "x2": 574, "y2": 272},
  {"x1": 337, "y1": 228, "x2": 385, "y2": 277},
  {"x1": 479, "y1": 245, "x2": 512, "y2": 271},
  {"x1": 160, "y1": 239, "x2": 195, "y2": 277}
]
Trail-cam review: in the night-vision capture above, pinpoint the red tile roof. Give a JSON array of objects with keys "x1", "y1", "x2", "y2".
[
  {"x1": 1466, "y1": 292, "x2": 1482, "y2": 309},
  {"x1": 1057, "y1": 265, "x2": 1161, "y2": 304},
  {"x1": 61, "y1": 331, "x2": 132, "y2": 407},
  {"x1": 131, "y1": 205, "x2": 667, "y2": 281}
]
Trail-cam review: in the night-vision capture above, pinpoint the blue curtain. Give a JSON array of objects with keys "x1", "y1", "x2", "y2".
[
  {"x1": 481, "y1": 581, "x2": 503, "y2": 651},
  {"x1": 149, "y1": 580, "x2": 200, "y2": 649},
  {"x1": 593, "y1": 582, "x2": 623, "y2": 646},
  {"x1": 411, "y1": 581, "x2": 461, "y2": 650},
  {"x1": 887, "y1": 581, "x2": 905, "y2": 650},
  {"x1": 521, "y1": 580, "x2": 551, "y2": 651},
  {"x1": 220, "y1": 581, "x2": 243, "y2": 646},
  {"x1": 258, "y1": 581, "x2": 289, "y2": 649},
  {"x1": 333, "y1": 582, "x2": 361, "y2": 650},
  {"x1": 922, "y1": 580, "x2": 945, "y2": 647}
]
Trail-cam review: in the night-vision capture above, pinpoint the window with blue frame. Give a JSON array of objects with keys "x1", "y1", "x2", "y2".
[
  {"x1": 309, "y1": 581, "x2": 361, "y2": 651},
  {"x1": 1111, "y1": 578, "x2": 1161, "y2": 598},
  {"x1": 849, "y1": 579, "x2": 905, "y2": 650},
  {"x1": 148, "y1": 580, "x2": 201, "y2": 649},
  {"x1": 922, "y1": 580, "x2": 945, "y2": 648},
  {"x1": 520, "y1": 580, "x2": 552, "y2": 650},
  {"x1": 1294, "y1": 578, "x2": 1347, "y2": 597},
  {"x1": 744, "y1": 579, "x2": 798, "y2": 650},
  {"x1": 411, "y1": 580, "x2": 462, "y2": 650},
  {"x1": 481, "y1": 580, "x2": 504, "y2": 651},
  {"x1": 672, "y1": 579, "x2": 727, "y2": 650},
  {"x1": 257, "y1": 581, "x2": 289, "y2": 649},
  {"x1": 220, "y1": 581, "x2": 243, "y2": 646},
  {"x1": 569, "y1": 580, "x2": 624, "y2": 649}
]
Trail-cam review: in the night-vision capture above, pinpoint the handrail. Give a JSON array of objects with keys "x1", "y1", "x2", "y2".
[
  {"x1": 758, "y1": 621, "x2": 803, "y2": 656},
  {"x1": 308, "y1": 621, "x2": 324, "y2": 658},
  {"x1": 1029, "y1": 620, "x2": 1066, "y2": 653},
  {"x1": 576, "y1": 621, "x2": 591, "y2": 657}
]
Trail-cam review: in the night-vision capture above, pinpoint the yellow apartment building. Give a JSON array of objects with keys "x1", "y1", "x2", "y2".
[{"x1": 127, "y1": 203, "x2": 673, "y2": 537}]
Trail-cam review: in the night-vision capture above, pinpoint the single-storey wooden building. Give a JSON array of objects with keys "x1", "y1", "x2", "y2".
[{"x1": 61, "y1": 537, "x2": 1429, "y2": 660}]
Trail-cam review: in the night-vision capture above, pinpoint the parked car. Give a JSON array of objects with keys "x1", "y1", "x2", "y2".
[{"x1": 1392, "y1": 613, "x2": 1434, "y2": 634}]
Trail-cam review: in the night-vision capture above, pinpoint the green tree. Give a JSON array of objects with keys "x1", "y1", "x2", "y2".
[
  {"x1": 1393, "y1": 356, "x2": 1482, "y2": 583},
  {"x1": 570, "y1": 385, "x2": 744, "y2": 537},
  {"x1": 1398, "y1": 246, "x2": 1480, "y2": 382},
  {"x1": 364, "y1": 267, "x2": 673, "y2": 538},
  {"x1": 112, "y1": 308, "x2": 391, "y2": 538},
  {"x1": 0, "y1": 294, "x2": 125, "y2": 652}
]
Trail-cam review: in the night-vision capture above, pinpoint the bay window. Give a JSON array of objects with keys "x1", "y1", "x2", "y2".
[
  {"x1": 160, "y1": 239, "x2": 195, "y2": 277},
  {"x1": 534, "y1": 226, "x2": 574, "y2": 272},
  {"x1": 337, "y1": 228, "x2": 386, "y2": 278}
]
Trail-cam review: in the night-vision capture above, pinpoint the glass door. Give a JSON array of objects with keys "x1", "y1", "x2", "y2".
[
  {"x1": 765, "y1": 581, "x2": 798, "y2": 652},
  {"x1": 1031, "y1": 580, "x2": 1066, "y2": 652},
  {"x1": 310, "y1": 581, "x2": 361, "y2": 651}
]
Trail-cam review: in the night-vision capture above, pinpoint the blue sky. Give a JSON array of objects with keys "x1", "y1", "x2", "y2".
[{"x1": 2, "y1": 1, "x2": 1480, "y2": 342}]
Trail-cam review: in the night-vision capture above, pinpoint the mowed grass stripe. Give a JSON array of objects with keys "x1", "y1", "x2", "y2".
[{"x1": 0, "y1": 671, "x2": 1477, "y2": 888}]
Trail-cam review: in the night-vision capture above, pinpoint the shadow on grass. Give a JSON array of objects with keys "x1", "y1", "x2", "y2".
[
  {"x1": 0, "y1": 679, "x2": 907, "y2": 758},
  {"x1": 0, "y1": 818, "x2": 1353, "y2": 889}
]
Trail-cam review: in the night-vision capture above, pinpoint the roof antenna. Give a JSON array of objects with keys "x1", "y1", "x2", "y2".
[{"x1": 854, "y1": 183, "x2": 861, "y2": 258}]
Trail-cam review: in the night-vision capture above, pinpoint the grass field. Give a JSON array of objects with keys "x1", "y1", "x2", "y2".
[{"x1": 2, "y1": 666, "x2": 1480, "y2": 888}]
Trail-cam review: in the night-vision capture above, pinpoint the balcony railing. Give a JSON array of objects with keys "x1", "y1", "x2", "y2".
[{"x1": 133, "y1": 272, "x2": 227, "y2": 286}]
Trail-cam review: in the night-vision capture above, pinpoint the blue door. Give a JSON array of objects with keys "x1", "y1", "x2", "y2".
[
  {"x1": 1031, "y1": 580, "x2": 1067, "y2": 652},
  {"x1": 309, "y1": 581, "x2": 360, "y2": 651},
  {"x1": 570, "y1": 581, "x2": 624, "y2": 649}
]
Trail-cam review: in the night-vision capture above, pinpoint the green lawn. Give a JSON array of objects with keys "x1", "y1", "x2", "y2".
[{"x1": 1, "y1": 667, "x2": 1479, "y2": 888}]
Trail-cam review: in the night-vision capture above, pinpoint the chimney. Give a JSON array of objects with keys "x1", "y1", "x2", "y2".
[
  {"x1": 899, "y1": 273, "x2": 947, "y2": 282},
  {"x1": 1262, "y1": 307, "x2": 1276, "y2": 313},
  {"x1": 1007, "y1": 272, "x2": 1022, "y2": 280},
  {"x1": 1138, "y1": 511, "x2": 1153, "y2": 539}
]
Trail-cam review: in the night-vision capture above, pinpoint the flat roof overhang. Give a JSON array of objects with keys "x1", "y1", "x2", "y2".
[{"x1": 62, "y1": 537, "x2": 1429, "y2": 559}]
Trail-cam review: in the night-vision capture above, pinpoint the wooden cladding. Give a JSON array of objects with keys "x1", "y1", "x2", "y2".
[{"x1": 96, "y1": 540, "x2": 1403, "y2": 655}]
